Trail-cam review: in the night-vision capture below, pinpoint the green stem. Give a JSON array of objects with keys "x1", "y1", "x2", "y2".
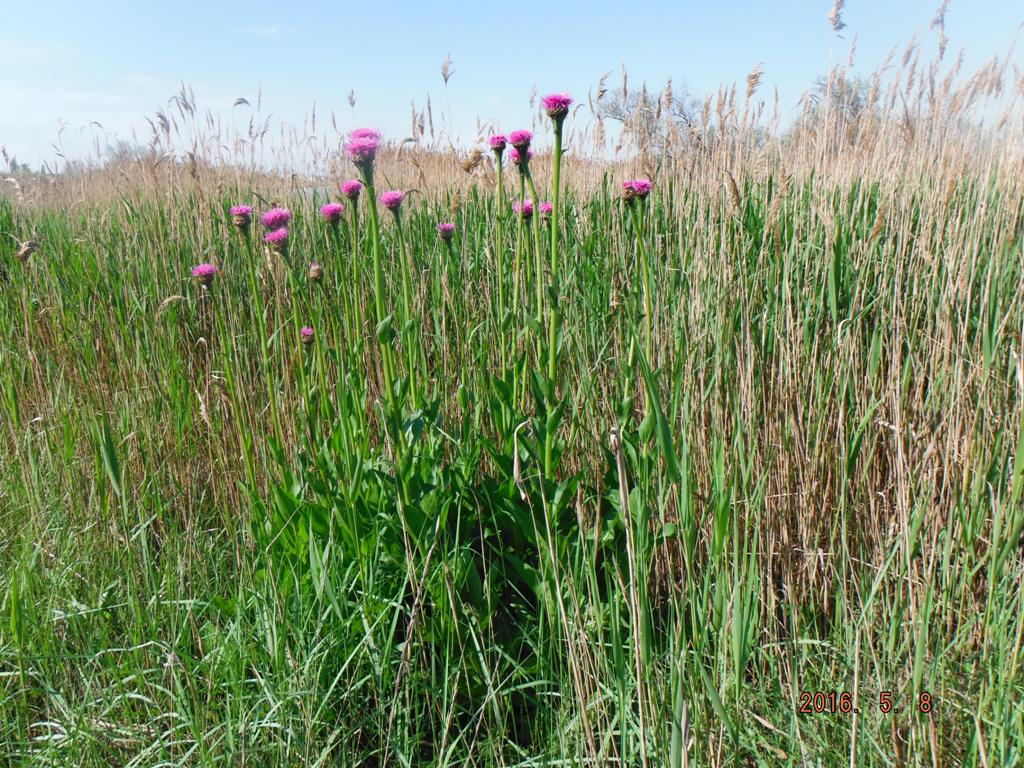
[
  {"x1": 544, "y1": 123, "x2": 564, "y2": 477},
  {"x1": 348, "y1": 204, "x2": 365, "y2": 352},
  {"x1": 360, "y1": 168, "x2": 398, "y2": 416},
  {"x1": 395, "y1": 214, "x2": 419, "y2": 408},
  {"x1": 524, "y1": 168, "x2": 545, "y2": 331},
  {"x1": 513, "y1": 171, "x2": 526, "y2": 311},
  {"x1": 494, "y1": 155, "x2": 507, "y2": 366},
  {"x1": 329, "y1": 225, "x2": 353, "y2": 343},
  {"x1": 630, "y1": 204, "x2": 654, "y2": 365},
  {"x1": 244, "y1": 232, "x2": 282, "y2": 443}
]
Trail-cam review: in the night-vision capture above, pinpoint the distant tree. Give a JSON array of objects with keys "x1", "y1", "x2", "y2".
[
  {"x1": 793, "y1": 73, "x2": 876, "y2": 150},
  {"x1": 593, "y1": 81, "x2": 702, "y2": 159},
  {"x1": 1, "y1": 146, "x2": 25, "y2": 175},
  {"x1": 103, "y1": 140, "x2": 152, "y2": 164}
]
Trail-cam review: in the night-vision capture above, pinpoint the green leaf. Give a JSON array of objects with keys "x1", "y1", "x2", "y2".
[
  {"x1": 9, "y1": 575, "x2": 24, "y2": 647},
  {"x1": 97, "y1": 420, "x2": 123, "y2": 498},
  {"x1": 636, "y1": 343, "x2": 681, "y2": 484},
  {"x1": 375, "y1": 315, "x2": 396, "y2": 343}
]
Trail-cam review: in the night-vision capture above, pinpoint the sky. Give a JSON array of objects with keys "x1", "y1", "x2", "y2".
[{"x1": 1, "y1": 0, "x2": 1021, "y2": 170}]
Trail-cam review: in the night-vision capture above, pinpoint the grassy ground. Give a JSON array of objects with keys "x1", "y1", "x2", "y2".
[{"x1": 2, "y1": 70, "x2": 1024, "y2": 765}]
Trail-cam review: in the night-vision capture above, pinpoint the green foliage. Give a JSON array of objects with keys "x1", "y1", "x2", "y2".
[{"x1": 1, "y1": 167, "x2": 1023, "y2": 767}]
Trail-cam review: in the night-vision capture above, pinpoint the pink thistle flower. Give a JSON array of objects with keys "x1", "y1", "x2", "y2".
[
  {"x1": 508, "y1": 147, "x2": 534, "y2": 166},
  {"x1": 264, "y1": 227, "x2": 289, "y2": 253},
  {"x1": 341, "y1": 179, "x2": 362, "y2": 200},
  {"x1": 539, "y1": 201, "x2": 553, "y2": 221},
  {"x1": 320, "y1": 202, "x2": 345, "y2": 225},
  {"x1": 230, "y1": 205, "x2": 253, "y2": 230},
  {"x1": 379, "y1": 190, "x2": 404, "y2": 213},
  {"x1": 346, "y1": 128, "x2": 381, "y2": 168},
  {"x1": 509, "y1": 130, "x2": 532, "y2": 150},
  {"x1": 622, "y1": 178, "x2": 654, "y2": 201},
  {"x1": 300, "y1": 326, "x2": 315, "y2": 345},
  {"x1": 513, "y1": 199, "x2": 534, "y2": 219},
  {"x1": 260, "y1": 207, "x2": 292, "y2": 229},
  {"x1": 488, "y1": 134, "x2": 508, "y2": 152},
  {"x1": 542, "y1": 92, "x2": 573, "y2": 120},
  {"x1": 350, "y1": 127, "x2": 380, "y2": 141},
  {"x1": 437, "y1": 222, "x2": 455, "y2": 242},
  {"x1": 191, "y1": 263, "x2": 218, "y2": 286}
]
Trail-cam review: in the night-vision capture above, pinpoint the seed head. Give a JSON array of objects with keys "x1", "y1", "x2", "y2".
[
  {"x1": 191, "y1": 262, "x2": 218, "y2": 286},
  {"x1": 508, "y1": 147, "x2": 533, "y2": 167},
  {"x1": 308, "y1": 262, "x2": 324, "y2": 282},
  {"x1": 379, "y1": 190, "x2": 404, "y2": 213},
  {"x1": 16, "y1": 240, "x2": 38, "y2": 262},
  {"x1": 264, "y1": 227, "x2": 289, "y2": 253},
  {"x1": 260, "y1": 207, "x2": 291, "y2": 229},
  {"x1": 513, "y1": 199, "x2": 534, "y2": 220},
  {"x1": 542, "y1": 92, "x2": 573, "y2": 121},
  {"x1": 622, "y1": 178, "x2": 653, "y2": 202},
  {"x1": 230, "y1": 205, "x2": 253, "y2": 231},
  {"x1": 346, "y1": 128, "x2": 381, "y2": 169},
  {"x1": 320, "y1": 202, "x2": 345, "y2": 226},
  {"x1": 509, "y1": 130, "x2": 532, "y2": 150},
  {"x1": 341, "y1": 179, "x2": 362, "y2": 200}
]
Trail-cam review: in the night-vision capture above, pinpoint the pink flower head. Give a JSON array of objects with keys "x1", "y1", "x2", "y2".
[
  {"x1": 542, "y1": 93, "x2": 573, "y2": 120},
  {"x1": 509, "y1": 130, "x2": 532, "y2": 150},
  {"x1": 488, "y1": 134, "x2": 508, "y2": 152},
  {"x1": 341, "y1": 179, "x2": 362, "y2": 200},
  {"x1": 346, "y1": 128, "x2": 381, "y2": 168},
  {"x1": 508, "y1": 147, "x2": 534, "y2": 166},
  {"x1": 264, "y1": 227, "x2": 289, "y2": 253},
  {"x1": 300, "y1": 326, "x2": 315, "y2": 345},
  {"x1": 320, "y1": 202, "x2": 345, "y2": 225},
  {"x1": 230, "y1": 205, "x2": 253, "y2": 230},
  {"x1": 379, "y1": 190, "x2": 404, "y2": 213},
  {"x1": 191, "y1": 262, "x2": 218, "y2": 286},
  {"x1": 437, "y1": 222, "x2": 455, "y2": 242},
  {"x1": 260, "y1": 207, "x2": 292, "y2": 229},
  {"x1": 513, "y1": 199, "x2": 534, "y2": 219},
  {"x1": 622, "y1": 178, "x2": 654, "y2": 201},
  {"x1": 539, "y1": 201, "x2": 553, "y2": 220}
]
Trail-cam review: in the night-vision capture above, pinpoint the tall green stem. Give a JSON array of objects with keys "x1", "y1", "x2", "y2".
[
  {"x1": 348, "y1": 204, "x2": 365, "y2": 348},
  {"x1": 524, "y1": 169, "x2": 546, "y2": 334},
  {"x1": 544, "y1": 123, "x2": 564, "y2": 477},
  {"x1": 244, "y1": 232, "x2": 282, "y2": 443},
  {"x1": 328, "y1": 225, "x2": 353, "y2": 342},
  {"x1": 494, "y1": 156, "x2": 507, "y2": 343},
  {"x1": 395, "y1": 215, "x2": 419, "y2": 407},
  {"x1": 360, "y1": 169, "x2": 397, "y2": 412},
  {"x1": 513, "y1": 171, "x2": 526, "y2": 311},
  {"x1": 629, "y1": 204, "x2": 654, "y2": 364}
]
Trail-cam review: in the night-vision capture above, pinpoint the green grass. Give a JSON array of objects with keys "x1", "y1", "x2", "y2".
[{"x1": 1, "y1": 160, "x2": 1023, "y2": 766}]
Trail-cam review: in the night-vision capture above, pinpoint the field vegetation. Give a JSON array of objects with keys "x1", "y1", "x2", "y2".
[{"x1": 2, "y1": 13, "x2": 1024, "y2": 766}]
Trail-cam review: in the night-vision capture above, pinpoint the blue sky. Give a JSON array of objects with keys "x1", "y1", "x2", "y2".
[{"x1": 2, "y1": 0, "x2": 1021, "y2": 169}]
